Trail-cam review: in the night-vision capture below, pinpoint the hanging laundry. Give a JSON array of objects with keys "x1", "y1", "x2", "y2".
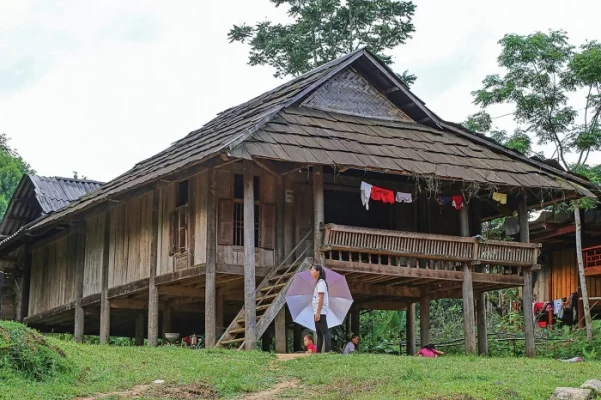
[
  {"x1": 553, "y1": 299, "x2": 564, "y2": 317},
  {"x1": 492, "y1": 192, "x2": 507, "y2": 205},
  {"x1": 360, "y1": 182, "x2": 372, "y2": 210},
  {"x1": 451, "y1": 195, "x2": 463, "y2": 210},
  {"x1": 439, "y1": 196, "x2": 451, "y2": 205},
  {"x1": 395, "y1": 192, "x2": 412, "y2": 203},
  {"x1": 371, "y1": 186, "x2": 395, "y2": 204}
]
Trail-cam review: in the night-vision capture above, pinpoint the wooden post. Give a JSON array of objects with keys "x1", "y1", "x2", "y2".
[
  {"x1": 460, "y1": 204, "x2": 476, "y2": 354},
  {"x1": 135, "y1": 313, "x2": 144, "y2": 346},
  {"x1": 313, "y1": 165, "x2": 324, "y2": 263},
  {"x1": 216, "y1": 289, "x2": 224, "y2": 338},
  {"x1": 148, "y1": 190, "x2": 160, "y2": 346},
  {"x1": 574, "y1": 200, "x2": 593, "y2": 340},
  {"x1": 518, "y1": 193, "x2": 536, "y2": 357},
  {"x1": 100, "y1": 212, "x2": 111, "y2": 345},
  {"x1": 276, "y1": 176, "x2": 285, "y2": 265},
  {"x1": 74, "y1": 225, "x2": 86, "y2": 343},
  {"x1": 19, "y1": 245, "x2": 31, "y2": 322},
  {"x1": 275, "y1": 308, "x2": 286, "y2": 353},
  {"x1": 205, "y1": 169, "x2": 218, "y2": 347},
  {"x1": 477, "y1": 292, "x2": 488, "y2": 355},
  {"x1": 406, "y1": 303, "x2": 416, "y2": 355},
  {"x1": 243, "y1": 160, "x2": 257, "y2": 350},
  {"x1": 420, "y1": 296, "x2": 430, "y2": 347}
]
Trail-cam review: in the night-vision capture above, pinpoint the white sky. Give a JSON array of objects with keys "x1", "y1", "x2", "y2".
[{"x1": 1, "y1": 0, "x2": 601, "y2": 182}]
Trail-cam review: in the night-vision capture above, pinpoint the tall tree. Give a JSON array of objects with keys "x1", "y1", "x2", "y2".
[
  {"x1": 469, "y1": 31, "x2": 601, "y2": 173},
  {"x1": 0, "y1": 134, "x2": 34, "y2": 220},
  {"x1": 228, "y1": 0, "x2": 417, "y2": 85}
]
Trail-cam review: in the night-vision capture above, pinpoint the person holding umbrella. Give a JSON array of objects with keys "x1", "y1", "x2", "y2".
[{"x1": 311, "y1": 264, "x2": 331, "y2": 353}]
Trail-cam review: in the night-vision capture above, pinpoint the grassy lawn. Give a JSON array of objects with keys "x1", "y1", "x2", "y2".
[{"x1": 1, "y1": 338, "x2": 600, "y2": 399}]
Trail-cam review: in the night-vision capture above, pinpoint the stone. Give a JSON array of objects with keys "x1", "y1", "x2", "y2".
[
  {"x1": 550, "y1": 387, "x2": 591, "y2": 400},
  {"x1": 581, "y1": 379, "x2": 601, "y2": 394},
  {"x1": 152, "y1": 380, "x2": 165, "y2": 384}
]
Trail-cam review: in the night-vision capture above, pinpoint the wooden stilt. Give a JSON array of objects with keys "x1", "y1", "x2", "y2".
[
  {"x1": 135, "y1": 313, "x2": 144, "y2": 346},
  {"x1": 406, "y1": 303, "x2": 416, "y2": 355},
  {"x1": 420, "y1": 296, "x2": 430, "y2": 347},
  {"x1": 460, "y1": 204, "x2": 476, "y2": 354},
  {"x1": 275, "y1": 308, "x2": 286, "y2": 353},
  {"x1": 148, "y1": 190, "x2": 160, "y2": 346},
  {"x1": 205, "y1": 169, "x2": 217, "y2": 347},
  {"x1": 313, "y1": 165, "x2": 324, "y2": 263},
  {"x1": 243, "y1": 160, "x2": 257, "y2": 350},
  {"x1": 100, "y1": 212, "x2": 111, "y2": 345},
  {"x1": 519, "y1": 193, "x2": 536, "y2": 357},
  {"x1": 74, "y1": 226, "x2": 86, "y2": 343},
  {"x1": 574, "y1": 200, "x2": 593, "y2": 339},
  {"x1": 477, "y1": 292, "x2": 488, "y2": 355}
]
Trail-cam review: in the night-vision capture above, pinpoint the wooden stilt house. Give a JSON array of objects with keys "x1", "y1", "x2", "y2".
[{"x1": 0, "y1": 49, "x2": 597, "y2": 356}]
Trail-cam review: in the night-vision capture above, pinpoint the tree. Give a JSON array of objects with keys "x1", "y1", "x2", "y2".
[
  {"x1": 0, "y1": 134, "x2": 34, "y2": 220},
  {"x1": 228, "y1": 0, "x2": 417, "y2": 85},
  {"x1": 470, "y1": 31, "x2": 601, "y2": 173},
  {"x1": 463, "y1": 111, "x2": 532, "y2": 155}
]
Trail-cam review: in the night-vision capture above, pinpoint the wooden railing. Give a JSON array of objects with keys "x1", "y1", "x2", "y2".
[
  {"x1": 322, "y1": 224, "x2": 540, "y2": 269},
  {"x1": 583, "y1": 245, "x2": 601, "y2": 276}
]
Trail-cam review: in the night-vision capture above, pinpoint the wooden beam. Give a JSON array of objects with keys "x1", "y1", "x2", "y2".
[
  {"x1": 74, "y1": 226, "x2": 86, "y2": 343},
  {"x1": 420, "y1": 296, "x2": 430, "y2": 347},
  {"x1": 111, "y1": 299, "x2": 148, "y2": 309},
  {"x1": 254, "y1": 159, "x2": 280, "y2": 176},
  {"x1": 148, "y1": 190, "x2": 160, "y2": 346},
  {"x1": 23, "y1": 301, "x2": 74, "y2": 324},
  {"x1": 205, "y1": 169, "x2": 217, "y2": 348},
  {"x1": 159, "y1": 285, "x2": 204, "y2": 298},
  {"x1": 350, "y1": 283, "x2": 420, "y2": 298},
  {"x1": 99, "y1": 211, "x2": 111, "y2": 345},
  {"x1": 275, "y1": 308, "x2": 286, "y2": 353},
  {"x1": 326, "y1": 260, "x2": 524, "y2": 286},
  {"x1": 406, "y1": 303, "x2": 416, "y2": 355},
  {"x1": 532, "y1": 224, "x2": 575, "y2": 242},
  {"x1": 108, "y1": 278, "x2": 149, "y2": 299},
  {"x1": 313, "y1": 165, "x2": 324, "y2": 263},
  {"x1": 519, "y1": 194, "x2": 536, "y2": 357},
  {"x1": 461, "y1": 204, "x2": 476, "y2": 355},
  {"x1": 243, "y1": 160, "x2": 257, "y2": 350},
  {"x1": 477, "y1": 292, "x2": 488, "y2": 355}
]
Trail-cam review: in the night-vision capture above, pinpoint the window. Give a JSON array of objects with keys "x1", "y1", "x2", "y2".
[
  {"x1": 218, "y1": 174, "x2": 274, "y2": 249},
  {"x1": 169, "y1": 180, "x2": 189, "y2": 255}
]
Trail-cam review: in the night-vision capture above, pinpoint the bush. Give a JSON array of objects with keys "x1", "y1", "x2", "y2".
[{"x1": 0, "y1": 321, "x2": 70, "y2": 381}]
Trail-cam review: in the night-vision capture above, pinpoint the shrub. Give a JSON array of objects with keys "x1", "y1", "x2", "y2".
[{"x1": 0, "y1": 321, "x2": 70, "y2": 381}]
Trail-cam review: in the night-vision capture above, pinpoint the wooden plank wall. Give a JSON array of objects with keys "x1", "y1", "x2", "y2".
[
  {"x1": 533, "y1": 265, "x2": 549, "y2": 302},
  {"x1": 158, "y1": 183, "x2": 175, "y2": 276},
  {"x1": 83, "y1": 213, "x2": 105, "y2": 297},
  {"x1": 28, "y1": 234, "x2": 76, "y2": 315},
  {"x1": 193, "y1": 171, "x2": 208, "y2": 265},
  {"x1": 108, "y1": 193, "x2": 153, "y2": 288},
  {"x1": 551, "y1": 249, "x2": 579, "y2": 300}
]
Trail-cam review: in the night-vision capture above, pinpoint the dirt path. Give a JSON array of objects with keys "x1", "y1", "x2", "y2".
[
  {"x1": 240, "y1": 380, "x2": 302, "y2": 400},
  {"x1": 73, "y1": 384, "x2": 151, "y2": 399}
]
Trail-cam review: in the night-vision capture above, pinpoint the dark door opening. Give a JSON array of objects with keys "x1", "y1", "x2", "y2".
[{"x1": 324, "y1": 189, "x2": 394, "y2": 230}]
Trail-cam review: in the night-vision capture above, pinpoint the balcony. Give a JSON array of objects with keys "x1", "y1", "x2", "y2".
[
  {"x1": 584, "y1": 245, "x2": 601, "y2": 276},
  {"x1": 321, "y1": 224, "x2": 540, "y2": 278}
]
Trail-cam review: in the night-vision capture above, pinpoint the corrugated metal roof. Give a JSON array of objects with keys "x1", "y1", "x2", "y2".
[{"x1": 29, "y1": 176, "x2": 103, "y2": 214}]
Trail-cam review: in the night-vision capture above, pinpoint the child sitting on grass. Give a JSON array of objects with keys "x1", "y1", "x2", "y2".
[
  {"x1": 417, "y1": 344, "x2": 444, "y2": 358},
  {"x1": 304, "y1": 334, "x2": 317, "y2": 354}
]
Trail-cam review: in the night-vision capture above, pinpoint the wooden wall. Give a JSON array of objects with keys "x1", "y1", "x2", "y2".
[
  {"x1": 83, "y1": 213, "x2": 105, "y2": 297},
  {"x1": 108, "y1": 193, "x2": 153, "y2": 288},
  {"x1": 28, "y1": 233, "x2": 76, "y2": 315}
]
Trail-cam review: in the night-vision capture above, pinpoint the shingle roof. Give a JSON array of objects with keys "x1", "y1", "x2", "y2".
[{"x1": 13, "y1": 49, "x2": 598, "y2": 236}]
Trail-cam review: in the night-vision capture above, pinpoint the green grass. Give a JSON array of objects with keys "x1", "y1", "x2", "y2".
[{"x1": 2, "y1": 339, "x2": 601, "y2": 399}]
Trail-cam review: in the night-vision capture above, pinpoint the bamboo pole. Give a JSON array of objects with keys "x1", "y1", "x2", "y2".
[
  {"x1": 574, "y1": 200, "x2": 593, "y2": 340},
  {"x1": 519, "y1": 194, "x2": 535, "y2": 357}
]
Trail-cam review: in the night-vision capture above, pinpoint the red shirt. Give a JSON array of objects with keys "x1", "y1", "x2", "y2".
[
  {"x1": 306, "y1": 343, "x2": 317, "y2": 353},
  {"x1": 371, "y1": 186, "x2": 394, "y2": 204}
]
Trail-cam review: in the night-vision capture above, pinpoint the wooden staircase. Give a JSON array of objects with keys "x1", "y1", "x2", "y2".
[{"x1": 216, "y1": 233, "x2": 313, "y2": 350}]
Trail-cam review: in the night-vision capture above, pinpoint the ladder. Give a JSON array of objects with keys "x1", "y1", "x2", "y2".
[{"x1": 215, "y1": 231, "x2": 313, "y2": 349}]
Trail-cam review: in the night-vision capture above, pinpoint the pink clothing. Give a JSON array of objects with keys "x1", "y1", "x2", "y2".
[{"x1": 417, "y1": 348, "x2": 437, "y2": 358}]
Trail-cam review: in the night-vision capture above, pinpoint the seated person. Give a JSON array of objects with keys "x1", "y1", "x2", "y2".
[
  {"x1": 343, "y1": 334, "x2": 359, "y2": 354},
  {"x1": 417, "y1": 344, "x2": 444, "y2": 358},
  {"x1": 304, "y1": 334, "x2": 317, "y2": 354}
]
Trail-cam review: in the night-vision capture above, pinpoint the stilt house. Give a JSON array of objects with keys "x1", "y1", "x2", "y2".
[{"x1": 0, "y1": 49, "x2": 597, "y2": 356}]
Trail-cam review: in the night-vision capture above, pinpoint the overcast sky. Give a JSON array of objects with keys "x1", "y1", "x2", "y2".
[{"x1": 1, "y1": 0, "x2": 601, "y2": 182}]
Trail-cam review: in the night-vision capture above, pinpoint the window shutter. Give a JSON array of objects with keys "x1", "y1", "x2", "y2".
[
  {"x1": 218, "y1": 199, "x2": 234, "y2": 245},
  {"x1": 178, "y1": 207, "x2": 188, "y2": 253},
  {"x1": 168, "y1": 212, "x2": 177, "y2": 256},
  {"x1": 260, "y1": 203, "x2": 276, "y2": 250}
]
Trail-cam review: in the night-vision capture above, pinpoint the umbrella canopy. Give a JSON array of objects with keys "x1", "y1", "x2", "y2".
[{"x1": 285, "y1": 267, "x2": 353, "y2": 330}]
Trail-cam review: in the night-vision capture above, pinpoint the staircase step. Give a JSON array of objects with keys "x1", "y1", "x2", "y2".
[
  {"x1": 220, "y1": 338, "x2": 245, "y2": 345},
  {"x1": 256, "y1": 293, "x2": 279, "y2": 302},
  {"x1": 268, "y1": 272, "x2": 295, "y2": 281},
  {"x1": 260, "y1": 283, "x2": 286, "y2": 292},
  {"x1": 236, "y1": 315, "x2": 261, "y2": 324},
  {"x1": 257, "y1": 303, "x2": 272, "y2": 312},
  {"x1": 229, "y1": 327, "x2": 245, "y2": 334}
]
